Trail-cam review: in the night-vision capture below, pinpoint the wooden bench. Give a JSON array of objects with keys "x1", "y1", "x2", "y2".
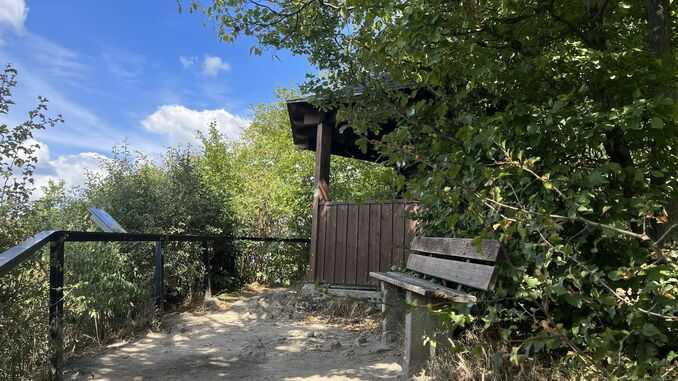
[{"x1": 369, "y1": 236, "x2": 501, "y2": 376}]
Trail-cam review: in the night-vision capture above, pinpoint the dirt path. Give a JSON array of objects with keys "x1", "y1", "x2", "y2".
[{"x1": 66, "y1": 286, "x2": 403, "y2": 380}]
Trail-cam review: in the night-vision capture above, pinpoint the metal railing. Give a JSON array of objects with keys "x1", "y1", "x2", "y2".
[{"x1": 0, "y1": 230, "x2": 309, "y2": 381}]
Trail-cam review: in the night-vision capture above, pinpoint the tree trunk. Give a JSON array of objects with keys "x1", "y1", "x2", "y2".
[
  {"x1": 645, "y1": 0, "x2": 675, "y2": 245},
  {"x1": 645, "y1": 0, "x2": 672, "y2": 58}
]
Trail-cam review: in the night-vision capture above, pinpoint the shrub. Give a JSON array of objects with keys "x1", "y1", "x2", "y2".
[{"x1": 1, "y1": 144, "x2": 236, "y2": 379}]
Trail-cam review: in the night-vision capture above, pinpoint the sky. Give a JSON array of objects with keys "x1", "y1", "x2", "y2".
[{"x1": 0, "y1": 0, "x2": 313, "y2": 193}]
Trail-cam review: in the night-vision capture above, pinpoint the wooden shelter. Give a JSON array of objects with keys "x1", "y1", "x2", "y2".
[{"x1": 287, "y1": 97, "x2": 417, "y2": 289}]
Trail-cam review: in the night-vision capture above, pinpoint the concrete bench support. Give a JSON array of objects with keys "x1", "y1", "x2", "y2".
[
  {"x1": 404, "y1": 291, "x2": 439, "y2": 376},
  {"x1": 381, "y1": 282, "x2": 406, "y2": 345}
]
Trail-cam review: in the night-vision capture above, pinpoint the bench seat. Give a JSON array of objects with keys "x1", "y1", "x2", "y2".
[{"x1": 369, "y1": 271, "x2": 476, "y2": 303}]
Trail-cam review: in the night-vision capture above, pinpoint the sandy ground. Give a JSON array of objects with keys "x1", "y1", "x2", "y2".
[{"x1": 65, "y1": 286, "x2": 403, "y2": 380}]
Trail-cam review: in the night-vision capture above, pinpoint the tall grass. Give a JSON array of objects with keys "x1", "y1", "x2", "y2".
[{"x1": 424, "y1": 329, "x2": 576, "y2": 381}]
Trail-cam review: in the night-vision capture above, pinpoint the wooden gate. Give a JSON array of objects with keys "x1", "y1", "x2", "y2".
[{"x1": 309, "y1": 200, "x2": 417, "y2": 288}]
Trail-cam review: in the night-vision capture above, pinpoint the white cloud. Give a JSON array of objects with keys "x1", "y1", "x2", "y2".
[
  {"x1": 0, "y1": 0, "x2": 27, "y2": 32},
  {"x1": 201, "y1": 55, "x2": 230, "y2": 77},
  {"x1": 28, "y1": 140, "x2": 108, "y2": 197},
  {"x1": 35, "y1": 152, "x2": 106, "y2": 191},
  {"x1": 142, "y1": 105, "x2": 249, "y2": 146},
  {"x1": 179, "y1": 55, "x2": 196, "y2": 68}
]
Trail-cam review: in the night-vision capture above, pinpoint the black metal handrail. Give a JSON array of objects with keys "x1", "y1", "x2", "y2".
[
  {"x1": 0, "y1": 230, "x2": 309, "y2": 381},
  {"x1": 0, "y1": 230, "x2": 310, "y2": 276}
]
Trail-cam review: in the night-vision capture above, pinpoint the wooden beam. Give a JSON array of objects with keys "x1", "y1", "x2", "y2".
[
  {"x1": 308, "y1": 120, "x2": 332, "y2": 282},
  {"x1": 370, "y1": 271, "x2": 476, "y2": 303},
  {"x1": 308, "y1": 198, "x2": 320, "y2": 281},
  {"x1": 314, "y1": 120, "x2": 332, "y2": 201},
  {"x1": 406, "y1": 254, "x2": 496, "y2": 290}
]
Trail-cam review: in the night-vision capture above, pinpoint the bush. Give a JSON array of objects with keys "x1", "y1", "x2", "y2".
[
  {"x1": 236, "y1": 241, "x2": 308, "y2": 286},
  {"x1": 0, "y1": 64, "x2": 61, "y2": 380},
  {"x1": 1, "y1": 144, "x2": 236, "y2": 379}
]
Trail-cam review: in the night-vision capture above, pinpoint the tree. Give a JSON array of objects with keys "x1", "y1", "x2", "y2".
[
  {"x1": 190, "y1": 1, "x2": 676, "y2": 376},
  {"x1": 0, "y1": 64, "x2": 62, "y2": 379},
  {"x1": 0, "y1": 64, "x2": 62, "y2": 246}
]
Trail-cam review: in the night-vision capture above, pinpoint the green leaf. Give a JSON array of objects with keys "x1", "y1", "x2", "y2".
[
  {"x1": 563, "y1": 293, "x2": 582, "y2": 308},
  {"x1": 651, "y1": 117, "x2": 665, "y2": 129},
  {"x1": 524, "y1": 276, "x2": 540, "y2": 289},
  {"x1": 641, "y1": 323, "x2": 661, "y2": 337}
]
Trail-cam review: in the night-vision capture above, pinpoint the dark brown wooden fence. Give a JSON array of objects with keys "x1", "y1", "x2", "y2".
[{"x1": 309, "y1": 200, "x2": 418, "y2": 288}]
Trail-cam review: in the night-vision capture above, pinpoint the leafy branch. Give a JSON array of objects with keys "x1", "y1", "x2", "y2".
[{"x1": 482, "y1": 197, "x2": 651, "y2": 242}]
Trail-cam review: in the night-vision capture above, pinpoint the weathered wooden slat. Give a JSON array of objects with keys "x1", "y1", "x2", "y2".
[
  {"x1": 371, "y1": 271, "x2": 426, "y2": 294},
  {"x1": 410, "y1": 237, "x2": 500, "y2": 262},
  {"x1": 369, "y1": 271, "x2": 476, "y2": 303},
  {"x1": 379, "y1": 203, "x2": 393, "y2": 272},
  {"x1": 335, "y1": 204, "x2": 348, "y2": 284},
  {"x1": 357, "y1": 203, "x2": 371, "y2": 285},
  {"x1": 322, "y1": 199, "x2": 415, "y2": 206},
  {"x1": 346, "y1": 204, "x2": 359, "y2": 285},
  {"x1": 368, "y1": 204, "x2": 382, "y2": 285},
  {"x1": 309, "y1": 199, "x2": 418, "y2": 287},
  {"x1": 392, "y1": 202, "x2": 406, "y2": 268},
  {"x1": 307, "y1": 198, "x2": 320, "y2": 281},
  {"x1": 325, "y1": 203, "x2": 337, "y2": 283},
  {"x1": 407, "y1": 254, "x2": 496, "y2": 290},
  {"x1": 317, "y1": 203, "x2": 328, "y2": 282}
]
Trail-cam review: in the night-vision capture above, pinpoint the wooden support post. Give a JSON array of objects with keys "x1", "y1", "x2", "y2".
[
  {"x1": 202, "y1": 241, "x2": 212, "y2": 298},
  {"x1": 308, "y1": 119, "x2": 332, "y2": 281},
  {"x1": 48, "y1": 237, "x2": 65, "y2": 381},
  {"x1": 308, "y1": 199, "x2": 320, "y2": 282},
  {"x1": 153, "y1": 241, "x2": 164, "y2": 313},
  {"x1": 381, "y1": 281, "x2": 406, "y2": 345},
  {"x1": 403, "y1": 291, "x2": 437, "y2": 377},
  {"x1": 314, "y1": 120, "x2": 332, "y2": 201}
]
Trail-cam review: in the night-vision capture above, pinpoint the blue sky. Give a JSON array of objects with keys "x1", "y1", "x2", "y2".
[{"x1": 0, "y1": 0, "x2": 313, "y2": 192}]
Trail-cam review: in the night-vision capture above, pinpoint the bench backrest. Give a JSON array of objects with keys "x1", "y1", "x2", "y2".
[{"x1": 407, "y1": 237, "x2": 501, "y2": 290}]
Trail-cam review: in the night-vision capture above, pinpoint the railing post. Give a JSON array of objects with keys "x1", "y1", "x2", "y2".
[
  {"x1": 224, "y1": 240, "x2": 236, "y2": 279},
  {"x1": 49, "y1": 237, "x2": 65, "y2": 381},
  {"x1": 153, "y1": 241, "x2": 164, "y2": 313},
  {"x1": 202, "y1": 241, "x2": 211, "y2": 298}
]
